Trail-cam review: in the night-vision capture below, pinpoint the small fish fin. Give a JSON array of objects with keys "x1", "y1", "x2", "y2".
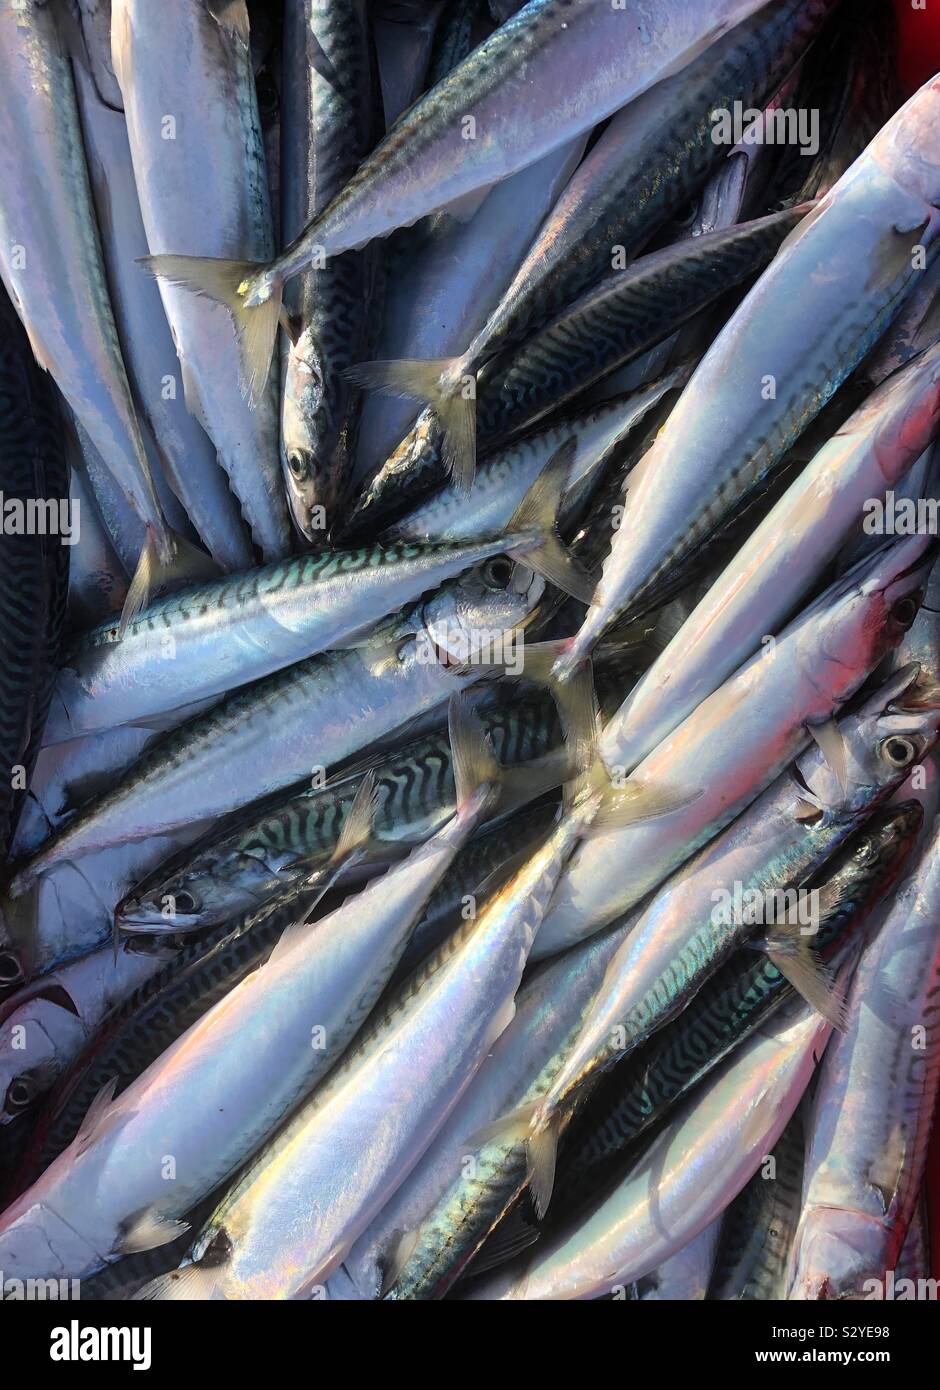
[
  {"x1": 118, "y1": 527, "x2": 217, "y2": 638},
  {"x1": 594, "y1": 777, "x2": 703, "y2": 830},
  {"x1": 332, "y1": 770, "x2": 378, "y2": 866},
  {"x1": 763, "y1": 928, "x2": 849, "y2": 1031},
  {"x1": 134, "y1": 1262, "x2": 218, "y2": 1301},
  {"x1": 467, "y1": 1101, "x2": 539, "y2": 1154},
  {"x1": 866, "y1": 219, "x2": 932, "y2": 295},
  {"x1": 471, "y1": 842, "x2": 546, "y2": 906},
  {"x1": 280, "y1": 308, "x2": 303, "y2": 348},
  {"x1": 555, "y1": 662, "x2": 599, "y2": 811},
  {"x1": 379, "y1": 1229, "x2": 422, "y2": 1297},
  {"x1": 867, "y1": 1123, "x2": 906, "y2": 1215},
  {"x1": 506, "y1": 440, "x2": 596, "y2": 603},
  {"x1": 484, "y1": 995, "x2": 517, "y2": 1053},
  {"x1": 859, "y1": 662, "x2": 922, "y2": 713},
  {"x1": 265, "y1": 876, "x2": 338, "y2": 968},
  {"x1": 119, "y1": 1210, "x2": 191, "y2": 1256},
  {"x1": 807, "y1": 719, "x2": 849, "y2": 797},
  {"x1": 526, "y1": 1117, "x2": 560, "y2": 1221},
  {"x1": 140, "y1": 255, "x2": 277, "y2": 405},
  {"x1": 465, "y1": 1205, "x2": 541, "y2": 1278},
  {"x1": 70, "y1": 1077, "x2": 120, "y2": 1157},
  {"x1": 448, "y1": 693, "x2": 500, "y2": 823},
  {"x1": 443, "y1": 184, "x2": 494, "y2": 224},
  {"x1": 62, "y1": 1078, "x2": 137, "y2": 1156},
  {"x1": 207, "y1": 1, "x2": 250, "y2": 44},
  {"x1": 344, "y1": 359, "x2": 476, "y2": 495}
]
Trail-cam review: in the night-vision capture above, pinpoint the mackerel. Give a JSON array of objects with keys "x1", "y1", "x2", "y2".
[
  {"x1": 43, "y1": 446, "x2": 590, "y2": 743},
  {"x1": 141, "y1": 776, "x2": 610, "y2": 1299},
  {"x1": 788, "y1": 808, "x2": 940, "y2": 1299},
  {"x1": 10, "y1": 564, "x2": 549, "y2": 884},
  {"x1": 279, "y1": 0, "x2": 384, "y2": 536},
  {"x1": 349, "y1": 0, "x2": 836, "y2": 485},
  {"x1": 604, "y1": 337, "x2": 940, "y2": 774},
  {"x1": 0, "y1": 0, "x2": 173, "y2": 617},
  {"x1": 462, "y1": 995, "x2": 835, "y2": 1300},
  {"x1": 545, "y1": 797, "x2": 924, "y2": 1232},
  {"x1": 534, "y1": 535, "x2": 934, "y2": 960},
  {"x1": 0, "y1": 700, "x2": 500, "y2": 1283},
  {"x1": 115, "y1": 689, "x2": 566, "y2": 935},
  {"x1": 554, "y1": 73, "x2": 940, "y2": 677},
  {"x1": 707, "y1": 1111, "x2": 804, "y2": 1300},
  {"x1": 111, "y1": 0, "x2": 292, "y2": 561},
  {"x1": 143, "y1": 0, "x2": 772, "y2": 412}
]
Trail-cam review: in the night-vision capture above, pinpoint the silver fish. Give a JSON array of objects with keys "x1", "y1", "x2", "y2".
[
  {"x1": 112, "y1": 0, "x2": 292, "y2": 560},
  {"x1": 553, "y1": 73, "x2": 940, "y2": 678},
  {"x1": 462, "y1": 994, "x2": 834, "y2": 1300},
  {"x1": 0, "y1": 0, "x2": 173, "y2": 608},
  {"x1": 788, "y1": 808, "x2": 940, "y2": 1300},
  {"x1": 0, "y1": 698, "x2": 501, "y2": 1283},
  {"x1": 604, "y1": 337, "x2": 940, "y2": 773},
  {"x1": 534, "y1": 535, "x2": 935, "y2": 960}
]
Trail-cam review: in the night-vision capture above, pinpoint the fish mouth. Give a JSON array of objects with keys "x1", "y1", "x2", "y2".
[{"x1": 115, "y1": 906, "x2": 202, "y2": 934}]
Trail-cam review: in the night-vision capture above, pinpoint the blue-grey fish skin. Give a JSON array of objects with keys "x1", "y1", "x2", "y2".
[
  {"x1": 0, "y1": 289, "x2": 70, "y2": 859},
  {"x1": 280, "y1": 0, "x2": 384, "y2": 537},
  {"x1": 708, "y1": 1111, "x2": 805, "y2": 1301},
  {"x1": 9, "y1": 566, "x2": 546, "y2": 884},
  {"x1": 547, "y1": 798, "x2": 924, "y2": 1234},
  {"x1": 0, "y1": 0, "x2": 168, "y2": 558},
  {"x1": 788, "y1": 808, "x2": 940, "y2": 1300},
  {"x1": 262, "y1": 0, "x2": 772, "y2": 277},
  {"x1": 560, "y1": 73, "x2": 940, "y2": 672},
  {"x1": 115, "y1": 691, "x2": 564, "y2": 935},
  {"x1": 453, "y1": 0, "x2": 838, "y2": 373}
]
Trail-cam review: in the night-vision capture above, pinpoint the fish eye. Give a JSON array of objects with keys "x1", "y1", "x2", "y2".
[
  {"x1": 891, "y1": 596, "x2": 919, "y2": 630},
  {"x1": 0, "y1": 951, "x2": 22, "y2": 985},
  {"x1": 880, "y1": 735, "x2": 917, "y2": 768},
  {"x1": 287, "y1": 450, "x2": 310, "y2": 482},
  {"x1": 482, "y1": 557, "x2": 514, "y2": 591},
  {"x1": 852, "y1": 837, "x2": 875, "y2": 864},
  {"x1": 5, "y1": 1078, "x2": 35, "y2": 1113},
  {"x1": 172, "y1": 890, "x2": 198, "y2": 915}
]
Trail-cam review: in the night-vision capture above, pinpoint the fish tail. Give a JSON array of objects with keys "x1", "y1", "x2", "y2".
[
  {"x1": 140, "y1": 254, "x2": 278, "y2": 406},
  {"x1": 505, "y1": 439, "x2": 596, "y2": 603},
  {"x1": 448, "y1": 693, "x2": 502, "y2": 826},
  {"x1": 345, "y1": 357, "x2": 477, "y2": 494},
  {"x1": 468, "y1": 1101, "x2": 560, "y2": 1221},
  {"x1": 134, "y1": 1260, "x2": 218, "y2": 1302}
]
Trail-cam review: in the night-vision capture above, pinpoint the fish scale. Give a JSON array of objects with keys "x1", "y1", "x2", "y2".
[
  {"x1": 16, "y1": 890, "x2": 305, "y2": 1195},
  {"x1": 45, "y1": 522, "x2": 554, "y2": 745},
  {"x1": 556, "y1": 74, "x2": 940, "y2": 673},
  {"x1": 550, "y1": 803, "x2": 920, "y2": 1228},
  {"x1": 279, "y1": 0, "x2": 384, "y2": 535},
  {"x1": 0, "y1": 289, "x2": 70, "y2": 857},
  {"x1": 13, "y1": 567, "x2": 548, "y2": 885}
]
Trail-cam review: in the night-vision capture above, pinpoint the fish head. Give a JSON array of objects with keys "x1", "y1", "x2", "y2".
[
  {"x1": 280, "y1": 357, "x2": 339, "y2": 542},
  {"x1": 798, "y1": 665, "x2": 940, "y2": 815},
  {"x1": 406, "y1": 563, "x2": 546, "y2": 673},
  {"x1": 0, "y1": 1198, "x2": 101, "y2": 1284},
  {"x1": 0, "y1": 1026, "x2": 58, "y2": 1133},
  {"x1": 810, "y1": 536, "x2": 935, "y2": 702},
  {"x1": 788, "y1": 1208, "x2": 891, "y2": 1301},
  {"x1": 115, "y1": 846, "x2": 286, "y2": 936}
]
